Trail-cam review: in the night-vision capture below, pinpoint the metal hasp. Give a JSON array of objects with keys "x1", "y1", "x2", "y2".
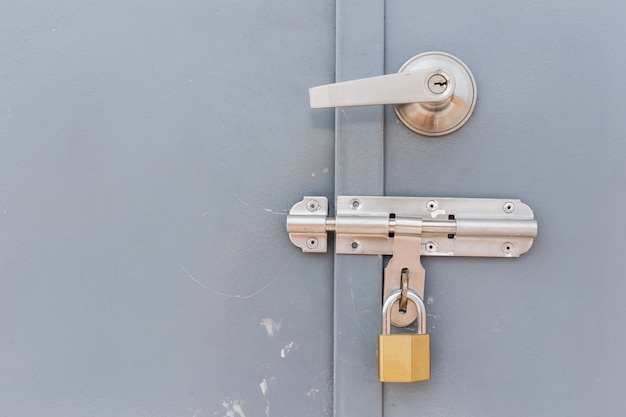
[
  {"x1": 309, "y1": 51, "x2": 477, "y2": 136},
  {"x1": 287, "y1": 195, "x2": 537, "y2": 326}
]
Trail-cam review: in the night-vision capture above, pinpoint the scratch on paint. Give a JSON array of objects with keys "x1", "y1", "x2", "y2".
[
  {"x1": 179, "y1": 255, "x2": 294, "y2": 299},
  {"x1": 259, "y1": 318, "x2": 282, "y2": 337},
  {"x1": 348, "y1": 277, "x2": 366, "y2": 335},
  {"x1": 222, "y1": 400, "x2": 246, "y2": 417},
  {"x1": 233, "y1": 196, "x2": 287, "y2": 216},
  {"x1": 280, "y1": 341, "x2": 297, "y2": 358},
  {"x1": 259, "y1": 378, "x2": 268, "y2": 396}
]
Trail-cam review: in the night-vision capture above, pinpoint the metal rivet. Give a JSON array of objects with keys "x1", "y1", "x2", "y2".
[
  {"x1": 426, "y1": 200, "x2": 438, "y2": 212},
  {"x1": 503, "y1": 202, "x2": 515, "y2": 213},
  {"x1": 426, "y1": 241, "x2": 438, "y2": 252},
  {"x1": 306, "y1": 237, "x2": 319, "y2": 249},
  {"x1": 502, "y1": 242, "x2": 514, "y2": 254},
  {"x1": 350, "y1": 199, "x2": 361, "y2": 210},
  {"x1": 307, "y1": 200, "x2": 319, "y2": 212},
  {"x1": 427, "y1": 73, "x2": 448, "y2": 94}
]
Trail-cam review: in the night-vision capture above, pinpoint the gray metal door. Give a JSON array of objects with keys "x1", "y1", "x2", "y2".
[
  {"x1": 2, "y1": 1, "x2": 626, "y2": 417},
  {"x1": 333, "y1": 1, "x2": 626, "y2": 416},
  {"x1": 1, "y1": 1, "x2": 335, "y2": 416}
]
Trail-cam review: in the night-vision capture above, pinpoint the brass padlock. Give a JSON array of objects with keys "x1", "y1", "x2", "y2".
[{"x1": 379, "y1": 289, "x2": 430, "y2": 382}]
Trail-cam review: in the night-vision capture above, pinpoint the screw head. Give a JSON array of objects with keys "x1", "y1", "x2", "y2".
[
  {"x1": 428, "y1": 73, "x2": 448, "y2": 94},
  {"x1": 502, "y1": 242, "x2": 514, "y2": 254},
  {"x1": 306, "y1": 237, "x2": 319, "y2": 249},
  {"x1": 350, "y1": 199, "x2": 361, "y2": 210},
  {"x1": 426, "y1": 241, "x2": 438, "y2": 252},
  {"x1": 503, "y1": 202, "x2": 515, "y2": 213},
  {"x1": 307, "y1": 200, "x2": 319, "y2": 212},
  {"x1": 426, "y1": 200, "x2": 438, "y2": 212}
]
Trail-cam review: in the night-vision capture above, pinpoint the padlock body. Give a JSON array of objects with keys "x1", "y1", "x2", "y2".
[{"x1": 378, "y1": 333, "x2": 430, "y2": 382}]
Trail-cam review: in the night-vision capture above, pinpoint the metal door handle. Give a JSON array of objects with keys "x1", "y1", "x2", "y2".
[
  {"x1": 309, "y1": 68, "x2": 453, "y2": 108},
  {"x1": 309, "y1": 51, "x2": 478, "y2": 137}
]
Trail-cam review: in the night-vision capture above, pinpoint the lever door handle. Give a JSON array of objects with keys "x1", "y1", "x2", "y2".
[
  {"x1": 309, "y1": 68, "x2": 453, "y2": 108},
  {"x1": 309, "y1": 51, "x2": 477, "y2": 137}
]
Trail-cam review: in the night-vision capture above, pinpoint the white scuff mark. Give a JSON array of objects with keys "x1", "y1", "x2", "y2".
[
  {"x1": 430, "y1": 209, "x2": 446, "y2": 218},
  {"x1": 188, "y1": 408, "x2": 202, "y2": 417},
  {"x1": 426, "y1": 296, "x2": 434, "y2": 305},
  {"x1": 259, "y1": 378, "x2": 269, "y2": 396},
  {"x1": 280, "y1": 341, "x2": 297, "y2": 358},
  {"x1": 427, "y1": 313, "x2": 440, "y2": 320},
  {"x1": 306, "y1": 388, "x2": 319, "y2": 397},
  {"x1": 222, "y1": 400, "x2": 246, "y2": 417},
  {"x1": 312, "y1": 172, "x2": 315, "y2": 177},
  {"x1": 322, "y1": 167, "x2": 329, "y2": 174},
  {"x1": 179, "y1": 258, "x2": 292, "y2": 299},
  {"x1": 260, "y1": 318, "x2": 281, "y2": 337},
  {"x1": 265, "y1": 401, "x2": 270, "y2": 417},
  {"x1": 232, "y1": 402, "x2": 246, "y2": 417},
  {"x1": 233, "y1": 196, "x2": 287, "y2": 216},
  {"x1": 348, "y1": 277, "x2": 366, "y2": 335}
]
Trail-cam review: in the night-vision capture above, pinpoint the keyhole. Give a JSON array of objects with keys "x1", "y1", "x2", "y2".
[{"x1": 427, "y1": 74, "x2": 449, "y2": 94}]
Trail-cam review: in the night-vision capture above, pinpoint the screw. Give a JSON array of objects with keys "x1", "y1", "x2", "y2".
[
  {"x1": 426, "y1": 241, "x2": 438, "y2": 252},
  {"x1": 502, "y1": 242, "x2": 514, "y2": 254},
  {"x1": 426, "y1": 200, "x2": 438, "y2": 212},
  {"x1": 306, "y1": 237, "x2": 319, "y2": 249},
  {"x1": 307, "y1": 200, "x2": 319, "y2": 212},
  {"x1": 503, "y1": 202, "x2": 515, "y2": 213},
  {"x1": 351, "y1": 241, "x2": 359, "y2": 250},
  {"x1": 428, "y1": 73, "x2": 448, "y2": 94},
  {"x1": 350, "y1": 199, "x2": 361, "y2": 210}
]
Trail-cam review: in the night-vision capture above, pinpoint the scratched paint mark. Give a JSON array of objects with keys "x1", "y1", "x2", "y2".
[
  {"x1": 280, "y1": 341, "x2": 297, "y2": 358},
  {"x1": 259, "y1": 318, "x2": 281, "y2": 337},
  {"x1": 179, "y1": 262, "x2": 289, "y2": 300},
  {"x1": 233, "y1": 196, "x2": 287, "y2": 216},
  {"x1": 222, "y1": 400, "x2": 246, "y2": 417},
  {"x1": 347, "y1": 276, "x2": 365, "y2": 335},
  {"x1": 306, "y1": 388, "x2": 319, "y2": 397},
  {"x1": 259, "y1": 378, "x2": 269, "y2": 396},
  {"x1": 322, "y1": 167, "x2": 329, "y2": 174},
  {"x1": 426, "y1": 296, "x2": 434, "y2": 305}
]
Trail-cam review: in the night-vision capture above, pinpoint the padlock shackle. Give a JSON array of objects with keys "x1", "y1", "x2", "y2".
[{"x1": 382, "y1": 290, "x2": 426, "y2": 334}]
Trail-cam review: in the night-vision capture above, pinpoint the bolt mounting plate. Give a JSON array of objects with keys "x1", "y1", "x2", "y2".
[{"x1": 287, "y1": 196, "x2": 537, "y2": 257}]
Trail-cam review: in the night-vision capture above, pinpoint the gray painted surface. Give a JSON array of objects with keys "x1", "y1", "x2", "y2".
[
  {"x1": 2, "y1": 1, "x2": 626, "y2": 417},
  {"x1": 0, "y1": 1, "x2": 335, "y2": 416},
  {"x1": 333, "y1": 1, "x2": 384, "y2": 416},
  {"x1": 384, "y1": 1, "x2": 626, "y2": 416}
]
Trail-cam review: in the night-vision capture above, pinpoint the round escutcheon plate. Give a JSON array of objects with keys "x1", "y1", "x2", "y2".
[{"x1": 395, "y1": 51, "x2": 477, "y2": 136}]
